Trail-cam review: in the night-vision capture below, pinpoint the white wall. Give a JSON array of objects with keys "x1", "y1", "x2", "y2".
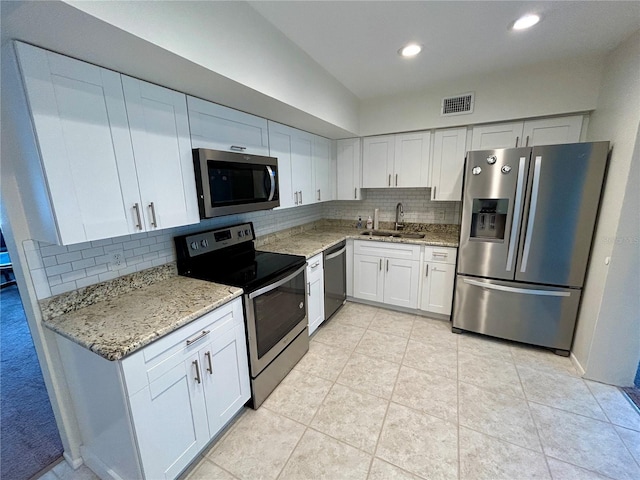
[
  {"x1": 572, "y1": 30, "x2": 640, "y2": 386},
  {"x1": 359, "y1": 55, "x2": 604, "y2": 136}
]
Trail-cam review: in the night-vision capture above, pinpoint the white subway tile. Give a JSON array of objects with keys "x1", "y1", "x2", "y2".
[
  {"x1": 39, "y1": 244, "x2": 68, "y2": 257},
  {"x1": 91, "y1": 238, "x2": 113, "y2": 247},
  {"x1": 56, "y1": 251, "x2": 83, "y2": 264},
  {"x1": 45, "y1": 263, "x2": 73, "y2": 276},
  {"x1": 60, "y1": 269, "x2": 87, "y2": 283},
  {"x1": 24, "y1": 248, "x2": 44, "y2": 270},
  {"x1": 42, "y1": 256, "x2": 58, "y2": 267},
  {"x1": 123, "y1": 239, "x2": 141, "y2": 250},
  {"x1": 51, "y1": 282, "x2": 77, "y2": 296},
  {"x1": 30, "y1": 268, "x2": 52, "y2": 299},
  {"x1": 81, "y1": 246, "x2": 105, "y2": 259},
  {"x1": 75, "y1": 275, "x2": 101, "y2": 289},
  {"x1": 98, "y1": 271, "x2": 118, "y2": 282},
  {"x1": 85, "y1": 264, "x2": 109, "y2": 276},
  {"x1": 133, "y1": 246, "x2": 150, "y2": 256}
]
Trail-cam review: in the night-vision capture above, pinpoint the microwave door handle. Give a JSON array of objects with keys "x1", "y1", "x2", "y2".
[
  {"x1": 248, "y1": 264, "x2": 306, "y2": 299},
  {"x1": 265, "y1": 165, "x2": 276, "y2": 201}
]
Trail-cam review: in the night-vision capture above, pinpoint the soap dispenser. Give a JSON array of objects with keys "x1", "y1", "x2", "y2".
[{"x1": 366, "y1": 215, "x2": 373, "y2": 229}]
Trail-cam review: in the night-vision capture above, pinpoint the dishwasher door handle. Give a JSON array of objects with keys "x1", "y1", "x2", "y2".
[{"x1": 324, "y1": 246, "x2": 346, "y2": 260}]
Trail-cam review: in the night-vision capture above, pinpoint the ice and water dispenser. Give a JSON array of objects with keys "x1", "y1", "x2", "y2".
[{"x1": 469, "y1": 199, "x2": 508, "y2": 241}]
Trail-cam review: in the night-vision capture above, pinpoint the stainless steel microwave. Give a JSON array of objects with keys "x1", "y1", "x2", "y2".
[{"x1": 193, "y1": 148, "x2": 279, "y2": 218}]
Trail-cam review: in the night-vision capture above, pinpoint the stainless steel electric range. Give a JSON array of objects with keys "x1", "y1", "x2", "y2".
[{"x1": 174, "y1": 222, "x2": 308, "y2": 408}]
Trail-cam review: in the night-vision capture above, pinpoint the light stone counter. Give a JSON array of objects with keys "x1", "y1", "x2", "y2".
[{"x1": 43, "y1": 276, "x2": 242, "y2": 361}]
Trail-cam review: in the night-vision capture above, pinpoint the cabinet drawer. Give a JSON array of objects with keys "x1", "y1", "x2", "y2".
[
  {"x1": 307, "y1": 253, "x2": 323, "y2": 274},
  {"x1": 424, "y1": 246, "x2": 457, "y2": 265},
  {"x1": 121, "y1": 298, "x2": 243, "y2": 396},
  {"x1": 354, "y1": 240, "x2": 421, "y2": 261}
]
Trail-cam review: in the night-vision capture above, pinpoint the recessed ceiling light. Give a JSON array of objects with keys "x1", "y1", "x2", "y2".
[
  {"x1": 512, "y1": 14, "x2": 541, "y2": 31},
  {"x1": 398, "y1": 43, "x2": 423, "y2": 57}
]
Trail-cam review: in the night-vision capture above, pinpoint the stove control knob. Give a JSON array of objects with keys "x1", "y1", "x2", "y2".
[
  {"x1": 245, "y1": 229, "x2": 251, "y2": 236},
  {"x1": 501, "y1": 165, "x2": 512, "y2": 174},
  {"x1": 200, "y1": 239, "x2": 209, "y2": 248},
  {"x1": 486, "y1": 155, "x2": 497, "y2": 165},
  {"x1": 472, "y1": 166, "x2": 482, "y2": 175},
  {"x1": 238, "y1": 230, "x2": 244, "y2": 238},
  {"x1": 190, "y1": 241, "x2": 199, "y2": 250}
]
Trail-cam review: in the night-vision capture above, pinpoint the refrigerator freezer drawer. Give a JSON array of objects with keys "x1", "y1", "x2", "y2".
[{"x1": 452, "y1": 276, "x2": 581, "y2": 351}]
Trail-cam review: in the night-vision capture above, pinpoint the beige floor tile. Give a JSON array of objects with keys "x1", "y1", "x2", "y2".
[
  {"x1": 279, "y1": 429, "x2": 371, "y2": 480},
  {"x1": 459, "y1": 427, "x2": 551, "y2": 480},
  {"x1": 457, "y1": 332, "x2": 514, "y2": 362},
  {"x1": 403, "y1": 339, "x2": 458, "y2": 379},
  {"x1": 336, "y1": 352, "x2": 400, "y2": 399},
  {"x1": 392, "y1": 366, "x2": 458, "y2": 423},
  {"x1": 530, "y1": 403, "x2": 640, "y2": 480},
  {"x1": 332, "y1": 303, "x2": 377, "y2": 329},
  {"x1": 376, "y1": 403, "x2": 458, "y2": 480},
  {"x1": 586, "y1": 380, "x2": 640, "y2": 431},
  {"x1": 186, "y1": 458, "x2": 237, "y2": 480},
  {"x1": 52, "y1": 463, "x2": 99, "y2": 480},
  {"x1": 458, "y1": 381, "x2": 542, "y2": 452},
  {"x1": 518, "y1": 366, "x2": 606, "y2": 421},
  {"x1": 293, "y1": 341, "x2": 351, "y2": 382},
  {"x1": 510, "y1": 344, "x2": 579, "y2": 377},
  {"x1": 410, "y1": 317, "x2": 457, "y2": 349},
  {"x1": 458, "y1": 349, "x2": 525, "y2": 398},
  {"x1": 209, "y1": 408, "x2": 305, "y2": 480},
  {"x1": 262, "y1": 369, "x2": 333, "y2": 425},
  {"x1": 367, "y1": 458, "x2": 421, "y2": 480},
  {"x1": 36, "y1": 472, "x2": 58, "y2": 480},
  {"x1": 312, "y1": 320, "x2": 366, "y2": 351},
  {"x1": 615, "y1": 426, "x2": 640, "y2": 465},
  {"x1": 355, "y1": 329, "x2": 408, "y2": 364},
  {"x1": 368, "y1": 310, "x2": 415, "y2": 338},
  {"x1": 546, "y1": 458, "x2": 612, "y2": 480},
  {"x1": 311, "y1": 383, "x2": 388, "y2": 453}
]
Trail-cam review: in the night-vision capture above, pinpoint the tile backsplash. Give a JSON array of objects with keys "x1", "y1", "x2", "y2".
[{"x1": 25, "y1": 188, "x2": 460, "y2": 300}]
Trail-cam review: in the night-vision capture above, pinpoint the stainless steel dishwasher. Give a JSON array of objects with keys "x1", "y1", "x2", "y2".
[{"x1": 323, "y1": 240, "x2": 347, "y2": 320}]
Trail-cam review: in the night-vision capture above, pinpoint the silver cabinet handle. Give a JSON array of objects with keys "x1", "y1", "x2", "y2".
[
  {"x1": 266, "y1": 166, "x2": 276, "y2": 201},
  {"x1": 425, "y1": 264, "x2": 429, "y2": 277},
  {"x1": 299, "y1": 190, "x2": 303, "y2": 204},
  {"x1": 432, "y1": 252, "x2": 448, "y2": 257},
  {"x1": 506, "y1": 157, "x2": 527, "y2": 272},
  {"x1": 205, "y1": 351, "x2": 213, "y2": 375},
  {"x1": 388, "y1": 174, "x2": 391, "y2": 186},
  {"x1": 133, "y1": 203, "x2": 143, "y2": 230},
  {"x1": 193, "y1": 359, "x2": 201, "y2": 384},
  {"x1": 520, "y1": 156, "x2": 542, "y2": 273},
  {"x1": 431, "y1": 186, "x2": 436, "y2": 200},
  {"x1": 525, "y1": 135, "x2": 530, "y2": 147},
  {"x1": 307, "y1": 281, "x2": 311, "y2": 296},
  {"x1": 354, "y1": 188, "x2": 357, "y2": 199},
  {"x1": 230, "y1": 145, "x2": 246, "y2": 151},
  {"x1": 386, "y1": 259, "x2": 389, "y2": 272},
  {"x1": 515, "y1": 136, "x2": 520, "y2": 148},
  {"x1": 186, "y1": 329, "x2": 210, "y2": 346},
  {"x1": 395, "y1": 174, "x2": 398, "y2": 186},
  {"x1": 148, "y1": 202, "x2": 157, "y2": 228},
  {"x1": 294, "y1": 191, "x2": 299, "y2": 205},
  {"x1": 379, "y1": 259, "x2": 382, "y2": 271},
  {"x1": 317, "y1": 189, "x2": 321, "y2": 201},
  {"x1": 311, "y1": 261, "x2": 320, "y2": 268}
]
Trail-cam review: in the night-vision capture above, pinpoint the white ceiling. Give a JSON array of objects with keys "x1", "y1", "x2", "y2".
[{"x1": 249, "y1": 1, "x2": 640, "y2": 100}]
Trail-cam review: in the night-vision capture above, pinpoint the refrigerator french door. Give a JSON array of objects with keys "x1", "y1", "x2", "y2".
[{"x1": 453, "y1": 142, "x2": 609, "y2": 355}]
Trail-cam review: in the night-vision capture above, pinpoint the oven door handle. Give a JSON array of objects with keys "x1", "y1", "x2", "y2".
[
  {"x1": 248, "y1": 264, "x2": 306, "y2": 299},
  {"x1": 266, "y1": 165, "x2": 276, "y2": 202}
]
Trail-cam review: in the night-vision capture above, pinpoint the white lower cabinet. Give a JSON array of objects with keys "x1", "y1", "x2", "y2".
[
  {"x1": 55, "y1": 298, "x2": 250, "y2": 480},
  {"x1": 420, "y1": 247, "x2": 457, "y2": 315},
  {"x1": 306, "y1": 253, "x2": 325, "y2": 334},
  {"x1": 353, "y1": 241, "x2": 420, "y2": 309}
]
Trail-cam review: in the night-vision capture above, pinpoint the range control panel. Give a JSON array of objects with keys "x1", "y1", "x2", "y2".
[{"x1": 183, "y1": 222, "x2": 255, "y2": 257}]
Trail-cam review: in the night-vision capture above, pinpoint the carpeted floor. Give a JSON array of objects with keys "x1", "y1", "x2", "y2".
[
  {"x1": 622, "y1": 386, "x2": 640, "y2": 410},
  {"x1": 1, "y1": 285, "x2": 63, "y2": 480}
]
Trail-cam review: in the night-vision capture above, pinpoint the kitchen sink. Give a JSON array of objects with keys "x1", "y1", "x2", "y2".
[{"x1": 360, "y1": 231, "x2": 425, "y2": 239}]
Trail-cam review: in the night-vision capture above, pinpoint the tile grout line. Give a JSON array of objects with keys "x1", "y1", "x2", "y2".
[{"x1": 456, "y1": 328, "x2": 461, "y2": 480}]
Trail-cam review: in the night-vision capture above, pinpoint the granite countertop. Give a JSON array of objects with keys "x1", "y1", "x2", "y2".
[
  {"x1": 43, "y1": 276, "x2": 242, "y2": 361},
  {"x1": 258, "y1": 223, "x2": 459, "y2": 259}
]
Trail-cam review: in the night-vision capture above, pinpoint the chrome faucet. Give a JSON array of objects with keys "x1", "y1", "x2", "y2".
[{"x1": 395, "y1": 202, "x2": 404, "y2": 230}]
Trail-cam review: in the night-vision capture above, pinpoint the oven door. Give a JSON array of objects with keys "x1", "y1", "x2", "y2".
[{"x1": 244, "y1": 264, "x2": 307, "y2": 377}]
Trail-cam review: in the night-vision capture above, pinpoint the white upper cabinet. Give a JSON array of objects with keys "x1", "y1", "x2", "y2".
[
  {"x1": 122, "y1": 77, "x2": 199, "y2": 231},
  {"x1": 313, "y1": 135, "x2": 333, "y2": 202},
  {"x1": 336, "y1": 138, "x2": 363, "y2": 200},
  {"x1": 362, "y1": 132, "x2": 431, "y2": 188},
  {"x1": 471, "y1": 115, "x2": 583, "y2": 150},
  {"x1": 187, "y1": 96, "x2": 269, "y2": 156},
  {"x1": 394, "y1": 132, "x2": 431, "y2": 187},
  {"x1": 431, "y1": 127, "x2": 468, "y2": 201},
  {"x1": 267, "y1": 121, "x2": 295, "y2": 209},
  {"x1": 362, "y1": 135, "x2": 395, "y2": 188}
]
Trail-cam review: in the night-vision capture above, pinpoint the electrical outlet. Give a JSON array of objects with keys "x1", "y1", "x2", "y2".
[
  {"x1": 438, "y1": 209, "x2": 446, "y2": 221},
  {"x1": 109, "y1": 252, "x2": 123, "y2": 270}
]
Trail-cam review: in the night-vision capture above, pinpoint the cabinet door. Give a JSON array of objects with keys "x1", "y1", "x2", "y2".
[
  {"x1": 383, "y1": 258, "x2": 420, "y2": 309},
  {"x1": 201, "y1": 325, "x2": 251, "y2": 434},
  {"x1": 129, "y1": 353, "x2": 209, "y2": 480},
  {"x1": 267, "y1": 121, "x2": 295, "y2": 208},
  {"x1": 291, "y1": 130, "x2": 314, "y2": 205},
  {"x1": 122, "y1": 77, "x2": 199, "y2": 231},
  {"x1": 307, "y1": 257, "x2": 325, "y2": 335},
  {"x1": 362, "y1": 136, "x2": 394, "y2": 188},
  {"x1": 420, "y1": 262, "x2": 455, "y2": 315},
  {"x1": 522, "y1": 115, "x2": 583, "y2": 146},
  {"x1": 187, "y1": 96, "x2": 269, "y2": 155},
  {"x1": 471, "y1": 122, "x2": 524, "y2": 150},
  {"x1": 336, "y1": 138, "x2": 362, "y2": 200},
  {"x1": 353, "y1": 254, "x2": 384, "y2": 302},
  {"x1": 394, "y1": 132, "x2": 431, "y2": 187},
  {"x1": 431, "y1": 127, "x2": 468, "y2": 201},
  {"x1": 313, "y1": 135, "x2": 333, "y2": 202},
  {"x1": 15, "y1": 42, "x2": 141, "y2": 245}
]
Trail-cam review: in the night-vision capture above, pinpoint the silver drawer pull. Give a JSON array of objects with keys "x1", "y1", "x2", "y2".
[
  {"x1": 193, "y1": 359, "x2": 201, "y2": 384},
  {"x1": 310, "y1": 262, "x2": 320, "y2": 268},
  {"x1": 148, "y1": 202, "x2": 157, "y2": 228},
  {"x1": 205, "y1": 351, "x2": 213, "y2": 374},
  {"x1": 186, "y1": 329, "x2": 210, "y2": 346},
  {"x1": 432, "y1": 252, "x2": 448, "y2": 258},
  {"x1": 133, "y1": 203, "x2": 142, "y2": 230},
  {"x1": 230, "y1": 145, "x2": 246, "y2": 151}
]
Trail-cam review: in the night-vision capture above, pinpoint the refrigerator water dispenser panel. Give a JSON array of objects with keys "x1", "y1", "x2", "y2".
[{"x1": 470, "y1": 199, "x2": 508, "y2": 241}]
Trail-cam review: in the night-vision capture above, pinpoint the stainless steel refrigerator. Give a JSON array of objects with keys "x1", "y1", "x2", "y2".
[{"x1": 452, "y1": 142, "x2": 609, "y2": 355}]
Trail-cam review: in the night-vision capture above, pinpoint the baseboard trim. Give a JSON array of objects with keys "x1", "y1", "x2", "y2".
[
  {"x1": 80, "y1": 446, "x2": 126, "y2": 480},
  {"x1": 63, "y1": 451, "x2": 83, "y2": 470},
  {"x1": 346, "y1": 296, "x2": 450, "y2": 321},
  {"x1": 570, "y1": 352, "x2": 586, "y2": 376}
]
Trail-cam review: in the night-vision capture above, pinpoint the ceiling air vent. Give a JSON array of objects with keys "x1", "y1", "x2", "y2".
[{"x1": 441, "y1": 92, "x2": 474, "y2": 116}]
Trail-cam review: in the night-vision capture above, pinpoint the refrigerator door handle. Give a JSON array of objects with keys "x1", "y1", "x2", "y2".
[
  {"x1": 463, "y1": 278, "x2": 571, "y2": 297},
  {"x1": 506, "y1": 156, "x2": 527, "y2": 272},
  {"x1": 520, "y1": 155, "x2": 542, "y2": 273}
]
